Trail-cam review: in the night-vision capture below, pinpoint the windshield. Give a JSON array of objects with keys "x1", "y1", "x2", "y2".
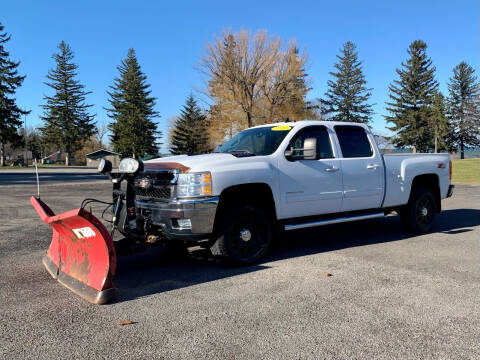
[{"x1": 215, "y1": 125, "x2": 292, "y2": 157}]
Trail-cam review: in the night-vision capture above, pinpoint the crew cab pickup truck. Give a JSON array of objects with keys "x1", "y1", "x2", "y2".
[{"x1": 103, "y1": 121, "x2": 454, "y2": 264}]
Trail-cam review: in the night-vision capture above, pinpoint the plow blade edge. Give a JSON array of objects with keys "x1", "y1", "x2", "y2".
[{"x1": 31, "y1": 196, "x2": 117, "y2": 304}]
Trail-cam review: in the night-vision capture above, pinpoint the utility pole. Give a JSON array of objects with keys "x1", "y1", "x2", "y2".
[{"x1": 24, "y1": 114, "x2": 27, "y2": 167}]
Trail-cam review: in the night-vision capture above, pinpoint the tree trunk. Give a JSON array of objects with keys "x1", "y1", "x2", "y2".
[
  {"x1": 65, "y1": 152, "x2": 70, "y2": 166},
  {"x1": 460, "y1": 141, "x2": 465, "y2": 159},
  {"x1": 0, "y1": 141, "x2": 5, "y2": 167},
  {"x1": 246, "y1": 112, "x2": 253, "y2": 128}
]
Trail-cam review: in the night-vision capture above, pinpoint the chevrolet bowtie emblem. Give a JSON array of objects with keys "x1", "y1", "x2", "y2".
[{"x1": 139, "y1": 178, "x2": 151, "y2": 189}]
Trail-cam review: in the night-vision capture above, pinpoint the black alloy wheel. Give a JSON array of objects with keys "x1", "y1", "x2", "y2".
[
  {"x1": 211, "y1": 205, "x2": 272, "y2": 265},
  {"x1": 400, "y1": 186, "x2": 437, "y2": 234}
]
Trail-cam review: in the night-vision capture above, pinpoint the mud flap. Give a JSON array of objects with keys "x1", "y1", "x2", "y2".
[{"x1": 30, "y1": 196, "x2": 117, "y2": 304}]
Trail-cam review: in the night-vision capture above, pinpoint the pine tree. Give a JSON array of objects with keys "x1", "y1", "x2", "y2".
[
  {"x1": 0, "y1": 23, "x2": 29, "y2": 166},
  {"x1": 429, "y1": 91, "x2": 451, "y2": 152},
  {"x1": 447, "y1": 62, "x2": 480, "y2": 159},
  {"x1": 170, "y1": 95, "x2": 209, "y2": 155},
  {"x1": 107, "y1": 49, "x2": 160, "y2": 158},
  {"x1": 41, "y1": 41, "x2": 95, "y2": 166},
  {"x1": 322, "y1": 41, "x2": 373, "y2": 124},
  {"x1": 386, "y1": 40, "x2": 439, "y2": 152}
]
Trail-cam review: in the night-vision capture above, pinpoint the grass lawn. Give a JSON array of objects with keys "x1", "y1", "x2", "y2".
[{"x1": 452, "y1": 158, "x2": 480, "y2": 184}]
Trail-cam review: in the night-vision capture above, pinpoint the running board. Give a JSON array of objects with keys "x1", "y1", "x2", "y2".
[{"x1": 284, "y1": 212, "x2": 385, "y2": 231}]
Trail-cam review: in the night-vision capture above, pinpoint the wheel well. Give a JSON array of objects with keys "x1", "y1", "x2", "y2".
[
  {"x1": 214, "y1": 183, "x2": 277, "y2": 230},
  {"x1": 410, "y1": 174, "x2": 441, "y2": 212}
]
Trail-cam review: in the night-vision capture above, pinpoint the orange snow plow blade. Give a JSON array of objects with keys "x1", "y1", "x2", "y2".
[{"x1": 30, "y1": 196, "x2": 117, "y2": 304}]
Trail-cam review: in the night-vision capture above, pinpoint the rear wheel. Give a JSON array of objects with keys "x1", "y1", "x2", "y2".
[
  {"x1": 211, "y1": 204, "x2": 272, "y2": 265},
  {"x1": 399, "y1": 187, "x2": 437, "y2": 233}
]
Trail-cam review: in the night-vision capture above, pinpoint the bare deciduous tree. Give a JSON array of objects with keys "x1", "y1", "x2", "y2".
[
  {"x1": 95, "y1": 120, "x2": 108, "y2": 148},
  {"x1": 200, "y1": 29, "x2": 312, "y2": 146},
  {"x1": 259, "y1": 43, "x2": 311, "y2": 123}
]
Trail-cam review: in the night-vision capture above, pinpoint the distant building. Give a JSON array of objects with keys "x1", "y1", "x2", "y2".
[{"x1": 85, "y1": 149, "x2": 121, "y2": 168}]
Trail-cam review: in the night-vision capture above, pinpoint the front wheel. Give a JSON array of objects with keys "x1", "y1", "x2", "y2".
[
  {"x1": 399, "y1": 187, "x2": 437, "y2": 234},
  {"x1": 210, "y1": 204, "x2": 272, "y2": 265}
]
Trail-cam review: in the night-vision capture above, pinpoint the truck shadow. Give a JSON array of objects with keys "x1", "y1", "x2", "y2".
[
  {"x1": 114, "y1": 208, "x2": 479, "y2": 303},
  {"x1": 269, "y1": 208, "x2": 479, "y2": 262}
]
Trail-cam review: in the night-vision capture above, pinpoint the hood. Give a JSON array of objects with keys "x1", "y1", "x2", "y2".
[{"x1": 144, "y1": 153, "x2": 236, "y2": 173}]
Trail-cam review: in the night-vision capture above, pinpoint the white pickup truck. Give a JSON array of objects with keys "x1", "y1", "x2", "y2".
[{"x1": 104, "y1": 120, "x2": 454, "y2": 264}]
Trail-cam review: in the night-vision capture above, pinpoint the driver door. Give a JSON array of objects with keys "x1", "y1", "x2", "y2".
[{"x1": 277, "y1": 126, "x2": 343, "y2": 219}]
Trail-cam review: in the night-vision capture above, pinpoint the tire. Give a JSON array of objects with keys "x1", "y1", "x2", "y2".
[
  {"x1": 210, "y1": 204, "x2": 272, "y2": 265},
  {"x1": 399, "y1": 186, "x2": 437, "y2": 234}
]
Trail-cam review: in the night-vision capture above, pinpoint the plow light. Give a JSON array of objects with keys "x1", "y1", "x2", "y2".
[
  {"x1": 97, "y1": 158, "x2": 112, "y2": 174},
  {"x1": 119, "y1": 158, "x2": 143, "y2": 174}
]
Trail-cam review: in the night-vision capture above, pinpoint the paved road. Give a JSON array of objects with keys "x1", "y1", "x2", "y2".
[
  {"x1": 0, "y1": 182, "x2": 479, "y2": 359},
  {"x1": 0, "y1": 167, "x2": 108, "y2": 185}
]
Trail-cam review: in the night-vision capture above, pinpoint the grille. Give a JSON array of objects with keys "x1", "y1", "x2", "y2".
[{"x1": 135, "y1": 186, "x2": 171, "y2": 199}]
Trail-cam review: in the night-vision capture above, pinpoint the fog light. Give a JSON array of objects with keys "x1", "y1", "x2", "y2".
[{"x1": 176, "y1": 218, "x2": 192, "y2": 229}]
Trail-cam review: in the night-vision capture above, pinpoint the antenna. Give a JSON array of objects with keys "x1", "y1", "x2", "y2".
[{"x1": 34, "y1": 159, "x2": 40, "y2": 198}]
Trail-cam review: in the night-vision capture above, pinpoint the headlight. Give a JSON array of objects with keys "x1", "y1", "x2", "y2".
[
  {"x1": 176, "y1": 172, "x2": 212, "y2": 197},
  {"x1": 118, "y1": 158, "x2": 143, "y2": 174}
]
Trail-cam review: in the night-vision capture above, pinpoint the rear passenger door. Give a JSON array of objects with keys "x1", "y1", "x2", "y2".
[{"x1": 334, "y1": 125, "x2": 384, "y2": 211}]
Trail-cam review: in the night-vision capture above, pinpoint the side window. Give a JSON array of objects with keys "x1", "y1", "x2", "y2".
[
  {"x1": 335, "y1": 125, "x2": 373, "y2": 158},
  {"x1": 289, "y1": 126, "x2": 334, "y2": 159}
]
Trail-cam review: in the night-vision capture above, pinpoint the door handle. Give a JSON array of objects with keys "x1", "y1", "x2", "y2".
[
  {"x1": 325, "y1": 166, "x2": 339, "y2": 172},
  {"x1": 367, "y1": 163, "x2": 380, "y2": 170}
]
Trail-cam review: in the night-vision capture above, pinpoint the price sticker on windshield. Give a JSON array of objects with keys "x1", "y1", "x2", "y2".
[{"x1": 271, "y1": 125, "x2": 291, "y2": 131}]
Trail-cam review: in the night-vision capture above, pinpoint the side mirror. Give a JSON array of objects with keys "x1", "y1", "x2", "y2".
[
  {"x1": 98, "y1": 158, "x2": 112, "y2": 174},
  {"x1": 284, "y1": 137, "x2": 317, "y2": 160},
  {"x1": 303, "y1": 138, "x2": 317, "y2": 160}
]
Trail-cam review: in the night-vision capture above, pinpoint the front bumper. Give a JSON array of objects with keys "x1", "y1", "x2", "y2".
[
  {"x1": 136, "y1": 197, "x2": 219, "y2": 241},
  {"x1": 447, "y1": 184, "x2": 454, "y2": 198}
]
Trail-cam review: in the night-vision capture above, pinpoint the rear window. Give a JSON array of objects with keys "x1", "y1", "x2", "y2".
[{"x1": 335, "y1": 126, "x2": 373, "y2": 158}]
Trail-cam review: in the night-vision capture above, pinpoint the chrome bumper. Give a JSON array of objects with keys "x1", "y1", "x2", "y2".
[{"x1": 135, "y1": 197, "x2": 218, "y2": 240}]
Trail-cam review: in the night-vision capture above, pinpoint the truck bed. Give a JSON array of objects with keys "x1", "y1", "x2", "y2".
[{"x1": 382, "y1": 153, "x2": 451, "y2": 208}]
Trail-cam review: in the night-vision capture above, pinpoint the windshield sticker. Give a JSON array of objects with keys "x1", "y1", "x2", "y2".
[{"x1": 271, "y1": 125, "x2": 291, "y2": 131}]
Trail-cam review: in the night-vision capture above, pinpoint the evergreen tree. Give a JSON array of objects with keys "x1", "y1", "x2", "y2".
[
  {"x1": 41, "y1": 41, "x2": 95, "y2": 165},
  {"x1": 26, "y1": 128, "x2": 45, "y2": 160},
  {"x1": 0, "y1": 23, "x2": 29, "y2": 166},
  {"x1": 429, "y1": 91, "x2": 451, "y2": 152},
  {"x1": 170, "y1": 95, "x2": 209, "y2": 155},
  {"x1": 386, "y1": 40, "x2": 439, "y2": 152},
  {"x1": 321, "y1": 41, "x2": 373, "y2": 124},
  {"x1": 447, "y1": 62, "x2": 480, "y2": 159},
  {"x1": 107, "y1": 49, "x2": 160, "y2": 158}
]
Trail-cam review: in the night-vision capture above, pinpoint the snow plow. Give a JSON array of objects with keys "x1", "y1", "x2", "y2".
[
  {"x1": 31, "y1": 157, "x2": 153, "y2": 304},
  {"x1": 31, "y1": 196, "x2": 117, "y2": 304}
]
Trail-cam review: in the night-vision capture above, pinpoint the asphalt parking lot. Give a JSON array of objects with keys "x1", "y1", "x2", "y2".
[{"x1": 0, "y1": 180, "x2": 479, "y2": 359}]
